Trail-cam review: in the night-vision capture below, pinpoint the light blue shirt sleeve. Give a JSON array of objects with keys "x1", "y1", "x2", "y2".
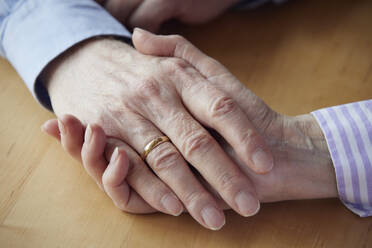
[{"x1": 0, "y1": 0, "x2": 131, "y2": 109}]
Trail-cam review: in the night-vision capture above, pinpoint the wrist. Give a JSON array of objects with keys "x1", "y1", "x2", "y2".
[
  {"x1": 295, "y1": 114, "x2": 330, "y2": 155},
  {"x1": 41, "y1": 37, "x2": 133, "y2": 93},
  {"x1": 286, "y1": 114, "x2": 338, "y2": 200},
  {"x1": 39, "y1": 37, "x2": 134, "y2": 113}
]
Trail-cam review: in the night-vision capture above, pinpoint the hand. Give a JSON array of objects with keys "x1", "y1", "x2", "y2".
[
  {"x1": 131, "y1": 29, "x2": 338, "y2": 201},
  {"x1": 41, "y1": 35, "x2": 274, "y2": 229},
  {"x1": 97, "y1": 0, "x2": 241, "y2": 32},
  {"x1": 41, "y1": 31, "x2": 338, "y2": 229},
  {"x1": 221, "y1": 114, "x2": 338, "y2": 202},
  {"x1": 42, "y1": 106, "x2": 337, "y2": 219},
  {"x1": 42, "y1": 115, "x2": 233, "y2": 225},
  {"x1": 42, "y1": 115, "x2": 158, "y2": 214}
]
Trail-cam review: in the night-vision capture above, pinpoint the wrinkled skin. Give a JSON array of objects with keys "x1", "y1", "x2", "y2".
[
  {"x1": 41, "y1": 31, "x2": 337, "y2": 230},
  {"x1": 41, "y1": 29, "x2": 279, "y2": 230}
]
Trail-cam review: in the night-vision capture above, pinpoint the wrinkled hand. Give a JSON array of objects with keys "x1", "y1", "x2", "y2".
[
  {"x1": 42, "y1": 31, "x2": 338, "y2": 227},
  {"x1": 221, "y1": 115, "x2": 338, "y2": 203},
  {"x1": 132, "y1": 29, "x2": 337, "y2": 201},
  {"x1": 42, "y1": 30, "x2": 338, "y2": 230},
  {"x1": 43, "y1": 112, "x2": 337, "y2": 205},
  {"x1": 41, "y1": 32, "x2": 274, "y2": 230},
  {"x1": 132, "y1": 30, "x2": 338, "y2": 201},
  {"x1": 97, "y1": 0, "x2": 240, "y2": 32},
  {"x1": 42, "y1": 99, "x2": 337, "y2": 228}
]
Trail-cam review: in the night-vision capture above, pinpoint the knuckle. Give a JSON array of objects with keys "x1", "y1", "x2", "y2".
[
  {"x1": 147, "y1": 184, "x2": 170, "y2": 207},
  {"x1": 127, "y1": 157, "x2": 144, "y2": 177},
  {"x1": 102, "y1": 173, "x2": 113, "y2": 188},
  {"x1": 181, "y1": 190, "x2": 208, "y2": 210},
  {"x1": 149, "y1": 144, "x2": 182, "y2": 171},
  {"x1": 241, "y1": 129, "x2": 261, "y2": 147},
  {"x1": 182, "y1": 131, "x2": 214, "y2": 157},
  {"x1": 171, "y1": 34, "x2": 186, "y2": 43},
  {"x1": 136, "y1": 77, "x2": 161, "y2": 99},
  {"x1": 132, "y1": 154, "x2": 144, "y2": 168},
  {"x1": 171, "y1": 35, "x2": 190, "y2": 59},
  {"x1": 162, "y1": 58, "x2": 189, "y2": 76},
  {"x1": 124, "y1": 159, "x2": 145, "y2": 184},
  {"x1": 171, "y1": 58, "x2": 189, "y2": 69},
  {"x1": 209, "y1": 96, "x2": 237, "y2": 119},
  {"x1": 216, "y1": 171, "x2": 243, "y2": 192},
  {"x1": 114, "y1": 200, "x2": 130, "y2": 212}
]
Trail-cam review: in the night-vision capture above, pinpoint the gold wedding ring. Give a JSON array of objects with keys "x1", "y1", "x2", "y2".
[{"x1": 141, "y1": 136, "x2": 170, "y2": 160}]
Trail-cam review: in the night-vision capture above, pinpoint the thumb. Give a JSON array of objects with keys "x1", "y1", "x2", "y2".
[
  {"x1": 132, "y1": 28, "x2": 177, "y2": 56},
  {"x1": 132, "y1": 28, "x2": 227, "y2": 78}
]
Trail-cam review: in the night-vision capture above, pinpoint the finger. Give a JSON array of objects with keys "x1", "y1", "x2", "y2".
[
  {"x1": 57, "y1": 115, "x2": 85, "y2": 162},
  {"x1": 103, "y1": 147, "x2": 156, "y2": 213},
  {"x1": 133, "y1": 29, "x2": 269, "y2": 116},
  {"x1": 130, "y1": 89, "x2": 260, "y2": 218},
  {"x1": 82, "y1": 125, "x2": 171, "y2": 214},
  {"x1": 81, "y1": 124, "x2": 108, "y2": 189},
  {"x1": 132, "y1": 28, "x2": 225, "y2": 76},
  {"x1": 196, "y1": 173, "x2": 231, "y2": 211},
  {"x1": 104, "y1": 0, "x2": 143, "y2": 24},
  {"x1": 133, "y1": 29, "x2": 274, "y2": 173},
  {"x1": 104, "y1": 138, "x2": 186, "y2": 217},
  {"x1": 41, "y1": 119, "x2": 61, "y2": 141},
  {"x1": 82, "y1": 125, "x2": 156, "y2": 213},
  {"x1": 173, "y1": 66, "x2": 273, "y2": 173},
  {"x1": 44, "y1": 117, "x2": 157, "y2": 214},
  {"x1": 113, "y1": 115, "x2": 226, "y2": 230},
  {"x1": 165, "y1": 109, "x2": 261, "y2": 217},
  {"x1": 42, "y1": 118, "x2": 104, "y2": 184},
  {"x1": 128, "y1": 0, "x2": 177, "y2": 32}
]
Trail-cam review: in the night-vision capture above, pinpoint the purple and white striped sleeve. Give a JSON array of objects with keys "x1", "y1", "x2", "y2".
[{"x1": 312, "y1": 100, "x2": 372, "y2": 217}]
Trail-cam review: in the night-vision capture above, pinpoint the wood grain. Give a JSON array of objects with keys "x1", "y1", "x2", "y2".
[{"x1": 1, "y1": 0, "x2": 371, "y2": 247}]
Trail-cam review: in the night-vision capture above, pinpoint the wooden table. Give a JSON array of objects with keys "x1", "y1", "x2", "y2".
[{"x1": 1, "y1": 0, "x2": 371, "y2": 247}]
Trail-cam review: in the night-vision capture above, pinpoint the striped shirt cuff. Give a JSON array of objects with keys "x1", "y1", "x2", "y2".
[{"x1": 312, "y1": 100, "x2": 372, "y2": 217}]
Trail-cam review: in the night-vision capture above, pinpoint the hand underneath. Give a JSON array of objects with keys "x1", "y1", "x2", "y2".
[
  {"x1": 42, "y1": 108, "x2": 337, "y2": 221},
  {"x1": 42, "y1": 115, "x2": 158, "y2": 214},
  {"x1": 40, "y1": 33, "x2": 274, "y2": 230},
  {"x1": 97, "y1": 0, "x2": 241, "y2": 32},
  {"x1": 220, "y1": 114, "x2": 338, "y2": 202}
]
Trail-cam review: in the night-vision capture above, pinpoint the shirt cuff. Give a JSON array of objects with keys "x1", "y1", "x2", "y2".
[
  {"x1": 312, "y1": 100, "x2": 372, "y2": 217},
  {"x1": 1, "y1": 0, "x2": 131, "y2": 109}
]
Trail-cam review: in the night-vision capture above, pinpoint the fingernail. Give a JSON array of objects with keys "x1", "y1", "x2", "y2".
[
  {"x1": 40, "y1": 122, "x2": 48, "y2": 133},
  {"x1": 235, "y1": 191, "x2": 260, "y2": 217},
  {"x1": 110, "y1": 147, "x2": 120, "y2": 165},
  {"x1": 161, "y1": 193, "x2": 184, "y2": 216},
  {"x1": 201, "y1": 206, "x2": 225, "y2": 230},
  {"x1": 134, "y1": 27, "x2": 148, "y2": 35},
  {"x1": 134, "y1": 27, "x2": 143, "y2": 33},
  {"x1": 252, "y1": 148, "x2": 274, "y2": 173},
  {"x1": 85, "y1": 124, "x2": 92, "y2": 144},
  {"x1": 58, "y1": 119, "x2": 66, "y2": 135}
]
